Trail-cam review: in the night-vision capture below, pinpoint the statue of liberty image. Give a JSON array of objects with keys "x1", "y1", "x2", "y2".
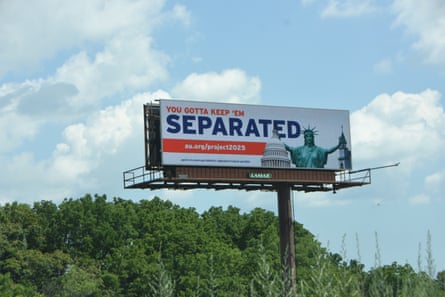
[{"x1": 284, "y1": 126, "x2": 344, "y2": 169}]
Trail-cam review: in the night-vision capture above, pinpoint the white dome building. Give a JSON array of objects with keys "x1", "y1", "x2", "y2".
[{"x1": 261, "y1": 130, "x2": 291, "y2": 168}]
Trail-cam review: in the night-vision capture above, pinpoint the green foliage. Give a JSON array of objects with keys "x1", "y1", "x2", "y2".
[
  {"x1": 58, "y1": 265, "x2": 103, "y2": 297},
  {"x1": 0, "y1": 272, "x2": 43, "y2": 297},
  {"x1": 1, "y1": 194, "x2": 444, "y2": 296}
]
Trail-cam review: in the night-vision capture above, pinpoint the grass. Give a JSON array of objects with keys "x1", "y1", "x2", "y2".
[{"x1": 149, "y1": 232, "x2": 443, "y2": 297}]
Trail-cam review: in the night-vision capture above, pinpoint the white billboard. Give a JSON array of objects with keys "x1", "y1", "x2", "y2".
[{"x1": 160, "y1": 99, "x2": 352, "y2": 170}]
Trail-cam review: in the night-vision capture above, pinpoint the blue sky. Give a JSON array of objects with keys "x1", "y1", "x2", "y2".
[{"x1": 1, "y1": 0, "x2": 444, "y2": 273}]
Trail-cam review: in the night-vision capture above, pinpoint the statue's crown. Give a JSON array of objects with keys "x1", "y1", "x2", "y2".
[{"x1": 303, "y1": 126, "x2": 318, "y2": 136}]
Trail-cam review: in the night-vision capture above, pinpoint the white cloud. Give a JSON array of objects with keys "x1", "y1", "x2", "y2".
[
  {"x1": 171, "y1": 69, "x2": 261, "y2": 104},
  {"x1": 321, "y1": 0, "x2": 377, "y2": 18},
  {"x1": 0, "y1": 68, "x2": 162, "y2": 155},
  {"x1": 0, "y1": 42, "x2": 167, "y2": 161},
  {"x1": 0, "y1": 0, "x2": 177, "y2": 155},
  {"x1": 351, "y1": 89, "x2": 445, "y2": 170},
  {"x1": 392, "y1": 0, "x2": 445, "y2": 65},
  {"x1": 0, "y1": 90, "x2": 168, "y2": 203},
  {"x1": 0, "y1": 0, "x2": 168, "y2": 77},
  {"x1": 54, "y1": 35, "x2": 169, "y2": 106},
  {"x1": 53, "y1": 90, "x2": 167, "y2": 177}
]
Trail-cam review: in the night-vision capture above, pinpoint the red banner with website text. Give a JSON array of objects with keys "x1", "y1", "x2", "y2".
[{"x1": 163, "y1": 139, "x2": 266, "y2": 155}]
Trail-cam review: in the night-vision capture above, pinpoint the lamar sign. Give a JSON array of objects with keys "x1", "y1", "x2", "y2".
[
  {"x1": 159, "y1": 99, "x2": 352, "y2": 170},
  {"x1": 249, "y1": 172, "x2": 273, "y2": 179}
]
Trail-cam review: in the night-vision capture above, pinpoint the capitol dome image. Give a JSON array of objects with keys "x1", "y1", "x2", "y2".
[{"x1": 261, "y1": 130, "x2": 291, "y2": 168}]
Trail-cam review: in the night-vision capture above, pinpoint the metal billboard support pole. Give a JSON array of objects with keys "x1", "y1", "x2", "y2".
[{"x1": 277, "y1": 183, "x2": 296, "y2": 294}]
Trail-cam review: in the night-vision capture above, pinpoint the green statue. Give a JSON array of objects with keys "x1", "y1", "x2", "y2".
[{"x1": 284, "y1": 127, "x2": 341, "y2": 168}]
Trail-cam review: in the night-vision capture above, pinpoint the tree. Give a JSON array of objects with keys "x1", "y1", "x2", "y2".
[
  {"x1": 59, "y1": 265, "x2": 103, "y2": 297},
  {"x1": 0, "y1": 272, "x2": 43, "y2": 297}
]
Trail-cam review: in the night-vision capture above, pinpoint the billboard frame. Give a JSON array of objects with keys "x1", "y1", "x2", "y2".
[{"x1": 149, "y1": 99, "x2": 353, "y2": 171}]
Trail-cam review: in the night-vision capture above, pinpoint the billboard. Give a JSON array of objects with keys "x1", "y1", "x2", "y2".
[{"x1": 159, "y1": 99, "x2": 352, "y2": 170}]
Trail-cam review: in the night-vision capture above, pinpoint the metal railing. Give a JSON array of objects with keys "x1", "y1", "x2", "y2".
[
  {"x1": 335, "y1": 168, "x2": 371, "y2": 184},
  {"x1": 335, "y1": 162, "x2": 400, "y2": 185},
  {"x1": 123, "y1": 166, "x2": 164, "y2": 188}
]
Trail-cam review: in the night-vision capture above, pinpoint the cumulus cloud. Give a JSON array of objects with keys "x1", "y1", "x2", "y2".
[
  {"x1": 171, "y1": 69, "x2": 261, "y2": 104},
  {"x1": 0, "y1": 0, "x2": 168, "y2": 77},
  {"x1": 0, "y1": 55, "x2": 167, "y2": 153},
  {"x1": 0, "y1": 90, "x2": 168, "y2": 203},
  {"x1": 392, "y1": 0, "x2": 445, "y2": 65},
  {"x1": 0, "y1": 0, "x2": 180, "y2": 158},
  {"x1": 54, "y1": 35, "x2": 169, "y2": 105},
  {"x1": 351, "y1": 89, "x2": 445, "y2": 170},
  {"x1": 321, "y1": 0, "x2": 377, "y2": 18}
]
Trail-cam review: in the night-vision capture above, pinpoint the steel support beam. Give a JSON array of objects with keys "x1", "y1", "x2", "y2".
[{"x1": 277, "y1": 184, "x2": 296, "y2": 294}]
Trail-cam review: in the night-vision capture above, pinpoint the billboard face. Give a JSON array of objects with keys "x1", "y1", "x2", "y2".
[{"x1": 160, "y1": 99, "x2": 352, "y2": 170}]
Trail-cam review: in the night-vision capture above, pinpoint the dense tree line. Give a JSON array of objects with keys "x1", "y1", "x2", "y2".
[{"x1": 0, "y1": 194, "x2": 444, "y2": 296}]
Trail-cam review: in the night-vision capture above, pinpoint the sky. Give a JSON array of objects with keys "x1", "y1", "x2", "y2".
[{"x1": 1, "y1": 0, "x2": 444, "y2": 273}]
